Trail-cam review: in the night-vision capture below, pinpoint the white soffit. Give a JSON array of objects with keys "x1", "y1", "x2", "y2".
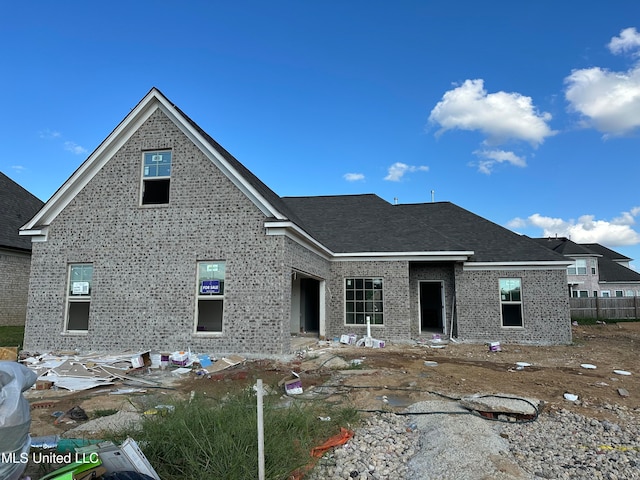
[{"x1": 463, "y1": 261, "x2": 572, "y2": 271}]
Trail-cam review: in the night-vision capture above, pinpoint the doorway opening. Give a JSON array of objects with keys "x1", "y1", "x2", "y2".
[
  {"x1": 291, "y1": 272, "x2": 324, "y2": 337},
  {"x1": 419, "y1": 281, "x2": 445, "y2": 334}
]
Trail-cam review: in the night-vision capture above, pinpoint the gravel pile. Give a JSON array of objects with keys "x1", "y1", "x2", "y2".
[
  {"x1": 306, "y1": 412, "x2": 418, "y2": 480},
  {"x1": 500, "y1": 405, "x2": 640, "y2": 479},
  {"x1": 307, "y1": 402, "x2": 640, "y2": 480}
]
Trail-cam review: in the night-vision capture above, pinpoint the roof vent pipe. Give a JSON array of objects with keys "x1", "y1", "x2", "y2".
[
  {"x1": 394, "y1": 197, "x2": 398, "y2": 205},
  {"x1": 431, "y1": 190, "x2": 435, "y2": 202}
]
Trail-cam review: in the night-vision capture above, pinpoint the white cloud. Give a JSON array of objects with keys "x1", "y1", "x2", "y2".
[
  {"x1": 384, "y1": 162, "x2": 429, "y2": 182},
  {"x1": 473, "y1": 149, "x2": 526, "y2": 174},
  {"x1": 608, "y1": 27, "x2": 640, "y2": 56},
  {"x1": 513, "y1": 208, "x2": 640, "y2": 246},
  {"x1": 343, "y1": 173, "x2": 365, "y2": 182},
  {"x1": 506, "y1": 217, "x2": 527, "y2": 229},
  {"x1": 428, "y1": 79, "x2": 557, "y2": 147},
  {"x1": 564, "y1": 65, "x2": 640, "y2": 136},
  {"x1": 40, "y1": 128, "x2": 88, "y2": 155},
  {"x1": 565, "y1": 28, "x2": 640, "y2": 137},
  {"x1": 39, "y1": 129, "x2": 61, "y2": 140},
  {"x1": 64, "y1": 141, "x2": 88, "y2": 155}
]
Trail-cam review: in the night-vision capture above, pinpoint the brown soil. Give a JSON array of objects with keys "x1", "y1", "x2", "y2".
[{"x1": 26, "y1": 323, "x2": 639, "y2": 441}]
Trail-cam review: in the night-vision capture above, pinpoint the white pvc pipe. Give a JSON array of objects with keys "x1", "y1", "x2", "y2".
[{"x1": 257, "y1": 379, "x2": 265, "y2": 480}]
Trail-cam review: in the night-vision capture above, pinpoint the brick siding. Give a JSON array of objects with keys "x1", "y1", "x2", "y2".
[
  {"x1": 0, "y1": 249, "x2": 32, "y2": 326},
  {"x1": 24, "y1": 109, "x2": 290, "y2": 355}
]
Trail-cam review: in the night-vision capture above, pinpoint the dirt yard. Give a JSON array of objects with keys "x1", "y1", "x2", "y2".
[{"x1": 24, "y1": 322, "x2": 639, "y2": 443}]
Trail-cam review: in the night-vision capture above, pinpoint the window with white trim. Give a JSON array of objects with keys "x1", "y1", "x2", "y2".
[
  {"x1": 500, "y1": 278, "x2": 523, "y2": 327},
  {"x1": 196, "y1": 261, "x2": 225, "y2": 333},
  {"x1": 572, "y1": 290, "x2": 589, "y2": 298},
  {"x1": 625, "y1": 290, "x2": 634, "y2": 297},
  {"x1": 601, "y1": 291, "x2": 610, "y2": 298},
  {"x1": 141, "y1": 151, "x2": 172, "y2": 205},
  {"x1": 567, "y1": 259, "x2": 587, "y2": 275},
  {"x1": 615, "y1": 290, "x2": 624, "y2": 297},
  {"x1": 345, "y1": 278, "x2": 384, "y2": 325},
  {"x1": 66, "y1": 264, "x2": 93, "y2": 331}
]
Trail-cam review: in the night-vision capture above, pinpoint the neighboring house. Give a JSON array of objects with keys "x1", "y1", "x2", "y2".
[
  {"x1": 0, "y1": 172, "x2": 44, "y2": 326},
  {"x1": 533, "y1": 237, "x2": 640, "y2": 298},
  {"x1": 20, "y1": 88, "x2": 572, "y2": 355}
]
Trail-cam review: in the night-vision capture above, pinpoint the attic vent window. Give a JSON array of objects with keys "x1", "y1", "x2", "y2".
[{"x1": 141, "y1": 150, "x2": 172, "y2": 205}]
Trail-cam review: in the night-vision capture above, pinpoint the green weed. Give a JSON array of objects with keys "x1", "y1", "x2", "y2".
[{"x1": 112, "y1": 388, "x2": 357, "y2": 480}]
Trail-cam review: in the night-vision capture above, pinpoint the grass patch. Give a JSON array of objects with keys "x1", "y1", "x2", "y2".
[
  {"x1": 0, "y1": 326, "x2": 24, "y2": 348},
  {"x1": 112, "y1": 388, "x2": 357, "y2": 480}
]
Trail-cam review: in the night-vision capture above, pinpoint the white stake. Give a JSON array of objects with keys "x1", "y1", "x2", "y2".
[{"x1": 257, "y1": 379, "x2": 265, "y2": 480}]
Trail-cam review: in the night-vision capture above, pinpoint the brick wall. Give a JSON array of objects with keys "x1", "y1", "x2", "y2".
[
  {"x1": 326, "y1": 260, "x2": 410, "y2": 341},
  {"x1": 0, "y1": 249, "x2": 32, "y2": 326},
  {"x1": 24, "y1": 108, "x2": 291, "y2": 355},
  {"x1": 454, "y1": 267, "x2": 572, "y2": 345}
]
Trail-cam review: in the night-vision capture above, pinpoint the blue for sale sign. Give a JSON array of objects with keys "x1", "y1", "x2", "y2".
[{"x1": 200, "y1": 280, "x2": 220, "y2": 294}]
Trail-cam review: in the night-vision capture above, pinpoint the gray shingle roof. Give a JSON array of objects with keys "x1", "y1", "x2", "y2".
[
  {"x1": 596, "y1": 257, "x2": 640, "y2": 282},
  {"x1": 397, "y1": 202, "x2": 566, "y2": 262},
  {"x1": 533, "y1": 237, "x2": 640, "y2": 283},
  {"x1": 581, "y1": 243, "x2": 631, "y2": 262},
  {"x1": 532, "y1": 237, "x2": 595, "y2": 256},
  {"x1": 0, "y1": 172, "x2": 44, "y2": 251},
  {"x1": 282, "y1": 196, "x2": 565, "y2": 261},
  {"x1": 281, "y1": 195, "x2": 468, "y2": 253}
]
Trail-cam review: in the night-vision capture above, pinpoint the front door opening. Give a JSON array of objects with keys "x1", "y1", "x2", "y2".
[
  {"x1": 420, "y1": 281, "x2": 445, "y2": 334},
  {"x1": 291, "y1": 273, "x2": 322, "y2": 337}
]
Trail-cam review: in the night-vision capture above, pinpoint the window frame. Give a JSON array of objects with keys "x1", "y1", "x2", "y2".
[
  {"x1": 499, "y1": 278, "x2": 523, "y2": 328},
  {"x1": 65, "y1": 263, "x2": 93, "y2": 332},
  {"x1": 344, "y1": 277, "x2": 384, "y2": 326},
  {"x1": 194, "y1": 261, "x2": 226, "y2": 335},
  {"x1": 567, "y1": 259, "x2": 587, "y2": 275},
  {"x1": 140, "y1": 150, "x2": 172, "y2": 206}
]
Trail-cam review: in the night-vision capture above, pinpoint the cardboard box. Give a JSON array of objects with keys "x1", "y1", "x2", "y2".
[
  {"x1": 130, "y1": 351, "x2": 152, "y2": 369},
  {"x1": 77, "y1": 438, "x2": 160, "y2": 480},
  {"x1": 279, "y1": 372, "x2": 303, "y2": 395},
  {"x1": 35, "y1": 379, "x2": 54, "y2": 390},
  {"x1": 0, "y1": 346, "x2": 18, "y2": 361},
  {"x1": 170, "y1": 351, "x2": 190, "y2": 366},
  {"x1": 340, "y1": 334, "x2": 357, "y2": 345}
]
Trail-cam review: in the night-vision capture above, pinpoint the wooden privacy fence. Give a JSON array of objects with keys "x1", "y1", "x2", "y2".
[{"x1": 570, "y1": 297, "x2": 640, "y2": 320}]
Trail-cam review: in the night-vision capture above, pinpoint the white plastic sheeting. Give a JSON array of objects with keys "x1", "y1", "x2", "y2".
[{"x1": 0, "y1": 361, "x2": 37, "y2": 480}]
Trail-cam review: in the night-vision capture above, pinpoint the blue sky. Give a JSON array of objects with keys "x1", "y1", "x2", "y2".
[{"x1": 2, "y1": 2, "x2": 639, "y2": 267}]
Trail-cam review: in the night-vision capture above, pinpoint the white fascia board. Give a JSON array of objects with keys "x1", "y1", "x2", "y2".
[
  {"x1": 265, "y1": 221, "x2": 333, "y2": 259},
  {"x1": 333, "y1": 251, "x2": 473, "y2": 262},
  {"x1": 19, "y1": 226, "x2": 49, "y2": 242},
  {"x1": 463, "y1": 261, "x2": 572, "y2": 271}
]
